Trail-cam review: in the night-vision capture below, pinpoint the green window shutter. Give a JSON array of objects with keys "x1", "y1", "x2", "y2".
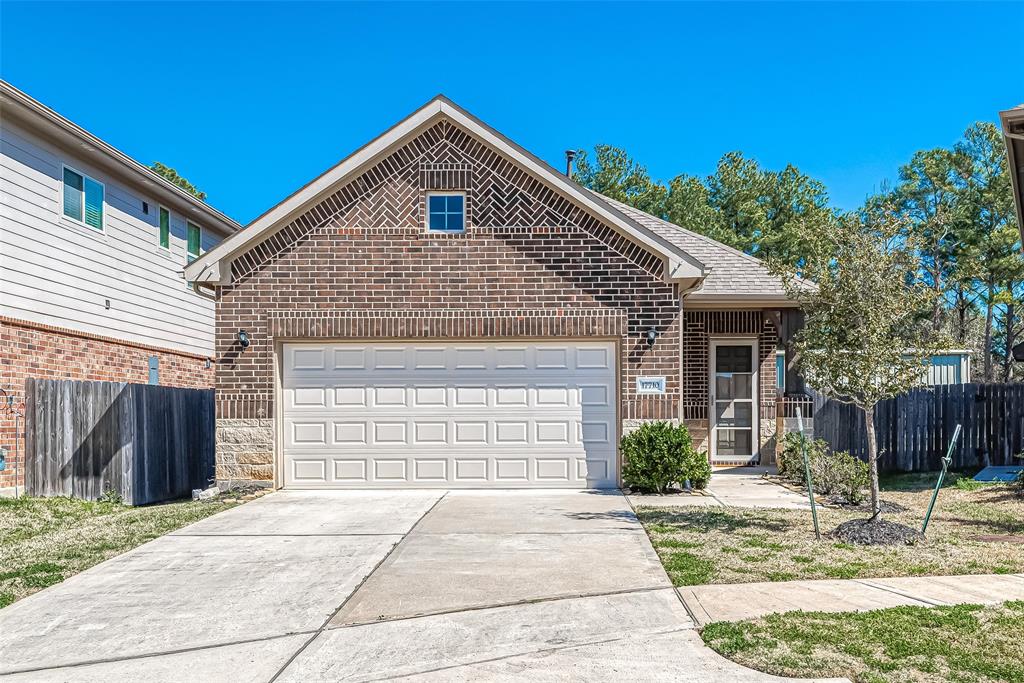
[
  {"x1": 159, "y1": 207, "x2": 170, "y2": 248},
  {"x1": 63, "y1": 168, "x2": 83, "y2": 221},
  {"x1": 83, "y1": 177, "x2": 103, "y2": 230},
  {"x1": 187, "y1": 222, "x2": 201, "y2": 262}
]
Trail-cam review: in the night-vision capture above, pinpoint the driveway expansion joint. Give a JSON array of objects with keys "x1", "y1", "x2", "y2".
[
  {"x1": 269, "y1": 491, "x2": 449, "y2": 682},
  {"x1": 0, "y1": 631, "x2": 317, "y2": 677},
  {"x1": 328, "y1": 584, "x2": 677, "y2": 630},
  {"x1": 852, "y1": 579, "x2": 946, "y2": 607},
  {"x1": 368, "y1": 626, "x2": 697, "y2": 682}
]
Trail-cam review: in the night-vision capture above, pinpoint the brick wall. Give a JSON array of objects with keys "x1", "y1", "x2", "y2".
[
  {"x1": 0, "y1": 317, "x2": 214, "y2": 490},
  {"x1": 680, "y1": 310, "x2": 779, "y2": 461},
  {"x1": 214, "y1": 120, "x2": 683, "y2": 484}
]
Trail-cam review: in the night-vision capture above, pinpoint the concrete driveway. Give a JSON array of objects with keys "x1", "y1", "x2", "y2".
[{"x1": 0, "y1": 490, "x2": 840, "y2": 682}]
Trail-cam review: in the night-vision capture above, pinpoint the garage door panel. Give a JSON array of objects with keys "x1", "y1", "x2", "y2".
[{"x1": 282, "y1": 342, "x2": 617, "y2": 488}]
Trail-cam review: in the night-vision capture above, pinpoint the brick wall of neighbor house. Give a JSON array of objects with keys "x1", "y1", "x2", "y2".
[
  {"x1": 0, "y1": 317, "x2": 214, "y2": 490},
  {"x1": 213, "y1": 120, "x2": 683, "y2": 486},
  {"x1": 680, "y1": 310, "x2": 779, "y2": 461}
]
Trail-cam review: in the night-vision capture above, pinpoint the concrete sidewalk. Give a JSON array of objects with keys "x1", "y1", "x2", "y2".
[
  {"x1": 629, "y1": 466, "x2": 811, "y2": 510},
  {"x1": 679, "y1": 573, "x2": 1024, "y2": 626}
]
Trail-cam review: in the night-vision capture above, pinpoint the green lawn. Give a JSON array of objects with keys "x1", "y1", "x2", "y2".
[
  {"x1": 702, "y1": 601, "x2": 1024, "y2": 683},
  {"x1": 637, "y1": 473, "x2": 1023, "y2": 586},
  {"x1": 0, "y1": 495, "x2": 240, "y2": 608}
]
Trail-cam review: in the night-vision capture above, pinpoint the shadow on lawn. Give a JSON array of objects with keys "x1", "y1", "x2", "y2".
[{"x1": 637, "y1": 508, "x2": 795, "y2": 534}]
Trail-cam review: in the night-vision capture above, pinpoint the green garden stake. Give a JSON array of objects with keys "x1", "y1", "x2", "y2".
[
  {"x1": 796, "y1": 407, "x2": 821, "y2": 541},
  {"x1": 922, "y1": 423, "x2": 962, "y2": 536}
]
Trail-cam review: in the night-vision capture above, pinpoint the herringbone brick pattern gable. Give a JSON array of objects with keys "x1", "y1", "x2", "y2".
[
  {"x1": 231, "y1": 120, "x2": 658, "y2": 282},
  {"x1": 216, "y1": 117, "x2": 686, "y2": 424}
]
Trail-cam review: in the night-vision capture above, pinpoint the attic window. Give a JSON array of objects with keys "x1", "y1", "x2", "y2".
[{"x1": 426, "y1": 192, "x2": 465, "y2": 232}]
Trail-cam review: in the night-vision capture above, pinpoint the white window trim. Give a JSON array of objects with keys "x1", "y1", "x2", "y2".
[
  {"x1": 425, "y1": 191, "x2": 467, "y2": 233},
  {"x1": 158, "y1": 205, "x2": 172, "y2": 252},
  {"x1": 61, "y1": 163, "x2": 105, "y2": 233},
  {"x1": 186, "y1": 220, "x2": 203, "y2": 263},
  {"x1": 708, "y1": 336, "x2": 760, "y2": 462}
]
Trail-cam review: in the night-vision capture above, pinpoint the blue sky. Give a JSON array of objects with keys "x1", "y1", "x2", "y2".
[{"x1": 2, "y1": 2, "x2": 1021, "y2": 224}]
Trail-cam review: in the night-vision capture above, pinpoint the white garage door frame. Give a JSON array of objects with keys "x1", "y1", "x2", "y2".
[{"x1": 272, "y1": 337, "x2": 622, "y2": 490}]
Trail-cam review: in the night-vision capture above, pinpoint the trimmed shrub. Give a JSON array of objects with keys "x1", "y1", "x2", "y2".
[
  {"x1": 684, "y1": 446, "x2": 712, "y2": 490},
  {"x1": 778, "y1": 432, "x2": 829, "y2": 482},
  {"x1": 818, "y1": 449, "x2": 869, "y2": 504},
  {"x1": 621, "y1": 421, "x2": 709, "y2": 493},
  {"x1": 777, "y1": 432, "x2": 868, "y2": 504}
]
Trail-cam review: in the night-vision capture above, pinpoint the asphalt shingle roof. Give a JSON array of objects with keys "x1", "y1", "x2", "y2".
[{"x1": 594, "y1": 193, "x2": 792, "y2": 298}]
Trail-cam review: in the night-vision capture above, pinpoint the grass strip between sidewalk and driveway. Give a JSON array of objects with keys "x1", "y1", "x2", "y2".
[
  {"x1": 702, "y1": 600, "x2": 1024, "y2": 683},
  {"x1": 0, "y1": 495, "x2": 243, "y2": 608},
  {"x1": 637, "y1": 473, "x2": 1023, "y2": 586}
]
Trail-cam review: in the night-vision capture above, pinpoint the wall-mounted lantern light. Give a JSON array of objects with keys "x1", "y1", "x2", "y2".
[
  {"x1": 237, "y1": 330, "x2": 251, "y2": 349},
  {"x1": 646, "y1": 326, "x2": 658, "y2": 348},
  {"x1": 205, "y1": 358, "x2": 212, "y2": 369}
]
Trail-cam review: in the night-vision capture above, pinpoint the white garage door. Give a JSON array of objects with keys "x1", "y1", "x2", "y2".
[{"x1": 282, "y1": 342, "x2": 617, "y2": 488}]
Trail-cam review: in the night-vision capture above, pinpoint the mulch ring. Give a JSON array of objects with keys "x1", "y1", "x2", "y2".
[{"x1": 833, "y1": 517, "x2": 924, "y2": 546}]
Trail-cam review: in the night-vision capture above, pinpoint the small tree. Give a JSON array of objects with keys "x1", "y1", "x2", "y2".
[{"x1": 773, "y1": 209, "x2": 945, "y2": 519}]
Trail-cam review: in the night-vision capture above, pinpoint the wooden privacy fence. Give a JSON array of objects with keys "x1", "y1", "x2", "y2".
[
  {"x1": 806, "y1": 383, "x2": 1024, "y2": 472},
  {"x1": 25, "y1": 379, "x2": 215, "y2": 505}
]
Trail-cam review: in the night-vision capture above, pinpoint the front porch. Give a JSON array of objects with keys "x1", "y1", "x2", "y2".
[{"x1": 679, "y1": 309, "x2": 811, "y2": 467}]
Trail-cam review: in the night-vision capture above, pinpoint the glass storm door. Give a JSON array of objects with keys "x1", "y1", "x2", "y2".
[{"x1": 710, "y1": 340, "x2": 758, "y2": 462}]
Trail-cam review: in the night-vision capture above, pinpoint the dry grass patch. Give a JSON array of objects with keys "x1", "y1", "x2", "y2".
[
  {"x1": 0, "y1": 495, "x2": 240, "y2": 608},
  {"x1": 638, "y1": 473, "x2": 1024, "y2": 586},
  {"x1": 702, "y1": 601, "x2": 1024, "y2": 683}
]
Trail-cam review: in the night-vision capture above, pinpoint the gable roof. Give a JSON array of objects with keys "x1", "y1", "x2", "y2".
[
  {"x1": 595, "y1": 195, "x2": 799, "y2": 306},
  {"x1": 0, "y1": 80, "x2": 242, "y2": 236},
  {"x1": 184, "y1": 95, "x2": 705, "y2": 287}
]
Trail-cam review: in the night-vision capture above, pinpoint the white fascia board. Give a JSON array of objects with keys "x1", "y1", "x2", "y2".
[
  {"x1": 185, "y1": 100, "x2": 444, "y2": 283},
  {"x1": 185, "y1": 96, "x2": 705, "y2": 285},
  {"x1": 683, "y1": 293, "x2": 800, "y2": 308},
  {"x1": 1001, "y1": 107, "x2": 1024, "y2": 246},
  {"x1": 0, "y1": 80, "x2": 242, "y2": 236}
]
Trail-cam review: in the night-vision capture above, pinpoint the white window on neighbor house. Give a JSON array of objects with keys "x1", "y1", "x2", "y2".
[
  {"x1": 426, "y1": 192, "x2": 465, "y2": 232},
  {"x1": 159, "y1": 206, "x2": 171, "y2": 250},
  {"x1": 186, "y1": 221, "x2": 202, "y2": 263},
  {"x1": 62, "y1": 165, "x2": 104, "y2": 231}
]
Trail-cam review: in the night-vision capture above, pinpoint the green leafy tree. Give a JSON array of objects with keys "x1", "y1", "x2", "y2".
[
  {"x1": 666, "y1": 152, "x2": 836, "y2": 273},
  {"x1": 952, "y1": 123, "x2": 1023, "y2": 380},
  {"x1": 773, "y1": 209, "x2": 946, "y2": 519},
  {"x1": 887, "y1": 148, "x2": 963, "y2": 332},
  {"x1": 571, "y1": 145, "x2": 667, "y2": 217},
  {"x1": 150, "y1": 162, "x2": 207, "y2": 201}
]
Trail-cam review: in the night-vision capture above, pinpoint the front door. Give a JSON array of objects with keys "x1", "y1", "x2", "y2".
[{"x1": 709, "y1": 339, "x2": 759, "y2": 465}]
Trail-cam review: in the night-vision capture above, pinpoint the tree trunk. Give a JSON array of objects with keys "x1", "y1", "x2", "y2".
[
  {"x1": 864, "y1": 405, "x2": 881, "y2": 520},
  {"x1": 931, "y1": 280, "x2": 943, "y2": 332},
  {"x1": 957, "y1": 294, "x2": 967, "y2": 344},
  {"x1": 1003, "y1": 298, "x2": 1016, "y2": 383},
  {"x1": 984, "y1": 281, "x2": 995, "y2": 382}
]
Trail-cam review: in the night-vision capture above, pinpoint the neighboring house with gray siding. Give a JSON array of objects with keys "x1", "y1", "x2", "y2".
[{"x1": 0, "y1": 79, "x2": 242, "y2": 493}]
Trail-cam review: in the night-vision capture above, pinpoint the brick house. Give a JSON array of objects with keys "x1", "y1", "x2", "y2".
[
  {"x1": 186, "y1": 96, "x2": 802, "y2": 490},
  {"x1": 0, "y1": 81, "x2": 241, "y2": 493}
]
